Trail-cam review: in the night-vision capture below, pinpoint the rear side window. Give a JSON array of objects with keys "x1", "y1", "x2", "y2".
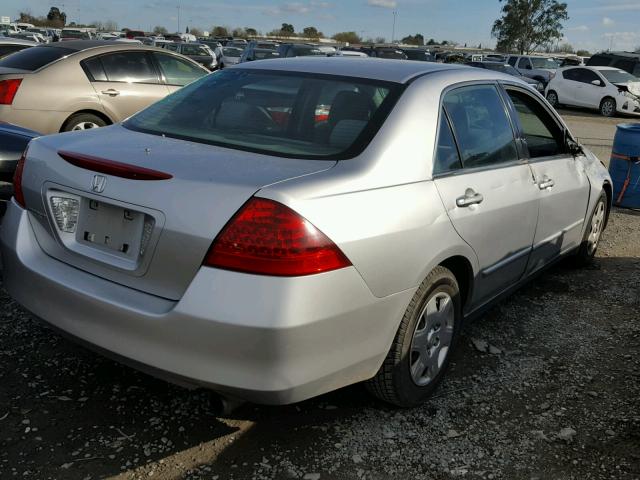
[
  {"x1": 124, "y1": 69, "x2": 402, "y2": 160},
  {"x1": 82, "y1": 56, "x2": 107, "y2": 81},
  {"x1": 443, "y1": 84, "x2": 518, "y2": 168},
  {"x1": 507, "y1": 56, "x2": 517, "y2": 66},
  {"x1": 0, "y1": 46, "x2": 73, "y2": 71},
  {"x1": 506, "y1": 89, "x2": 564, "y2": 158},
  {"x1": 153, "y1": 53, "x2": 205, "y2": 86},
  {"x1": 433, "y1": 109, "x2": 462, "y2": 175},
  {"x1": 100, "y1": 52, "x2": 159, "y2": 84}
]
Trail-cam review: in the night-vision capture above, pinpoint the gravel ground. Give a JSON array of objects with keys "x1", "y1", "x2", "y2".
[{"x1": 1, "y1": 207, "x2": 638, "y2": 480}]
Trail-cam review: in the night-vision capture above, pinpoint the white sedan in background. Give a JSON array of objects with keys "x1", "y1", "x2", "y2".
[{"x1": 546, "y1": 66, "x2": 640, "y2": 117}]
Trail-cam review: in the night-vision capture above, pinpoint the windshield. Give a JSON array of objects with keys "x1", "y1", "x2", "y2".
[
  {"x1": 600, "y1": 69, "x2": 638, "y2": 84},
  {"x1": 124, "y1": 69, "x2": 402, "y2": 159},
  {"x1": 530, "y1": 57, "x2": 559, "y2": 69},
  {"x1": 0, "y1": 46, "x2": 72, "y2": 71},
  {"x1": 222, "y1": 47, "x2": 243, "y2": 57}
]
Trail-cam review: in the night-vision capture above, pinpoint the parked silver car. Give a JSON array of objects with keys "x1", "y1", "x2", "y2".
[{"x1": 1, "y1": 59, "x2": 612, "y2": 407}]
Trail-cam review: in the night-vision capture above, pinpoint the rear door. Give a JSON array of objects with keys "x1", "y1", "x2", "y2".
[
  {"x1": 83, "y1": 51, "x2": 169, "y2": 122},
  {"x1": 433, "y1": 83, "x2": 539, "y2": 306},
  {"x1": 557, "y1": 68, "x2": 580, "y2": 105},
  {"x1": 502, "y1": 85, "x2": 590, "y2": 273}
]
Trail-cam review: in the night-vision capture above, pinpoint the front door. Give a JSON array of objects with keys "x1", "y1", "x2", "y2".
[
  {"x1": 433, "y1": 84, "x2": 539, "y2": 307},
  {"x1": 502, "y1": 86, "x2": 591, "y2": 273}
]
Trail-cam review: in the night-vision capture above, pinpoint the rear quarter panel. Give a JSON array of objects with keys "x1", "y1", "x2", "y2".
[{"x1": 259, "y1": 74, "x2": 480, "y2": 298}]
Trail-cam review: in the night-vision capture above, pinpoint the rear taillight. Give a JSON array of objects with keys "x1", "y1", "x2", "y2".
[
  {"x1": 0, "y1": 79, "x2": 22, "y2": 105},
  {"x1": 204, "y1": 197, "x2": 351, "y2": 276},
  {"x1": 13, "y1": 146, "x2": 28, "y2": 208}
]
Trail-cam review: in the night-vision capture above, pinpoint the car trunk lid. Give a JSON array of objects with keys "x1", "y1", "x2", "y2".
[{"x1": 23, "y1": 125, "x2": 336, "y2": 300}]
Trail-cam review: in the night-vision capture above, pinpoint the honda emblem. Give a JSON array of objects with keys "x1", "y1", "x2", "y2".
[{"x1": 91, "y1": 175, "x2": 106, "y2": 193}]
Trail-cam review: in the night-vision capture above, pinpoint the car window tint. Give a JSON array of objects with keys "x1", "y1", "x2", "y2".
[
  {"x1": 82, "y1": 56, "x2": 107, "y2": 81},
  {"x1": 443, "y1": 84, "x2": 518, "y2": 168},
  {"x1": 562, "y1": 68, "x2": 578, "y2": 81},
  {"x1": 153, "y1": 53, "x2": 205, "y2": 86},
  {"x1": 125, "y1": 70, "x2": 401, "y2": 159},
  {"x1": 574, "y1": 68, "x2": 600, "y2": 84},
  {"x1": 518, "y1": 58, "x2": 531, "y2": 69},
  {"x1": 506, "y1": 89, "x2": 564, "y2": 158},
  {"x1": 507, "y1": 56, "x2": 517, "y2": 66},
  {"x1": 0, "y1": 46, "x2": 73, "y2": 71},
  {"x1": 588, "y1": 54, "x2": 610, "y2": 66},
  {"x1": 0, "y1": 45, "x2": 24, "y2": 59},
  {"x1": 100, "y1": 52, "x2": 159, "y2": 84},
  {"x1": 434, "y1": 109, "x2": 462, "y2": 175}
]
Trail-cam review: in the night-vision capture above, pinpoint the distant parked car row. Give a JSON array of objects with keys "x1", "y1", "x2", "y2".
[{"x1": 0, "y1": 41, "x2": 209, "y2": 134}]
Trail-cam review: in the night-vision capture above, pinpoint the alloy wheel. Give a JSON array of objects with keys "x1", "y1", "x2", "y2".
[
  {"x1": 72, "y1": 122, "x2": 100, "y2": 131},
  {"x1": 409, "y1": 292, "x2": 455, "y2": 387},
  {"x1": 587, "y1": 199, "x2": 606, "y2": 255}
]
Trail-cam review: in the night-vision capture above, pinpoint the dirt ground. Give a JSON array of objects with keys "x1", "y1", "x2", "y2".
[{"x1": 0, "y1": 113, "x2": 639, "y2": 480}]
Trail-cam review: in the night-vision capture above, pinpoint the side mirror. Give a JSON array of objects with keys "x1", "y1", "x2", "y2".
[
  {"x1": 591, "y1": 79, "x2": 603, "y2": 87},
  {"x1": 565, "y1": 133, "x2": 583, "y2": 156}
]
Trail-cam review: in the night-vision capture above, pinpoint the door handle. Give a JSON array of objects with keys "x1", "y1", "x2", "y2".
[
  {"x1": 538, "y1": 177, "x2": 555, "y2": 190},
  {"x1": 456, "y1": 189, "x2": 484, "y2": 208},
  {"x1": 101, "y1": 89, "x2": 120, "y2": 97}
]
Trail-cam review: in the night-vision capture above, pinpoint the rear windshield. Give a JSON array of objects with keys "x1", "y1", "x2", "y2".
[
  {"x1": 530, "y1": 57, "x2": 559, "y2": 69},
  {"x1": 222, "y1": 47, "x2": 243, "y2": 57},
  {"x1": 124, "y1": 69, "x2": 403, "y2": 159},
  {"x1": 376, "y1": 49, "x2": 407, "y2": 60},
  {"x1": 0, "y1": 46, "x2": 73, "y2": 71}
]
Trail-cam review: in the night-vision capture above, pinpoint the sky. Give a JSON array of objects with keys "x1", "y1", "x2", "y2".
[{"x1": 4, "y1": 0, "x2": 640, "y2": 53}]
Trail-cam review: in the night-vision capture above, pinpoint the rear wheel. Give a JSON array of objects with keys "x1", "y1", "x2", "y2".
[
  {"x1": 63, "y1": 113, "x2": 107, "y2": 132},
  {"x1": 573, "y1": 191, "x2": 608, "y2": 266},
  {"x1": 366, "y1": 266, "x2": 462, "y2": 407},
  {"x1": 547, "y1": 90, "x2": 559, "y2": 108},
  {"x1": 600, "y1": 97, "x2": 616, "y2": 117}
]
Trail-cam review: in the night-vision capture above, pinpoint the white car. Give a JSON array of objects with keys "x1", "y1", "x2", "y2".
[{"x1": 546, "y1": 66, "x2": 640, "y2": 117}]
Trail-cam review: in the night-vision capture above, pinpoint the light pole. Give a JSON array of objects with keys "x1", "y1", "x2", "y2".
[
  {"x1": 391, "y1": 10, "x2": 397, "y2": 43},
  {"x1": 177, "y1": 1, "x2": 181, "y2": 34}
]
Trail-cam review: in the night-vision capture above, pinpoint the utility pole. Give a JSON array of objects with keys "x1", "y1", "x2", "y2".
[{"x1": 391, "y1": 10, "x2": 397, "y2": 43}]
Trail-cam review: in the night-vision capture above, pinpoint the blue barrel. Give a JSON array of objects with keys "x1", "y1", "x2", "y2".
[{"x1": 609, "y1": 123, "x2": 640, "y2": 208}]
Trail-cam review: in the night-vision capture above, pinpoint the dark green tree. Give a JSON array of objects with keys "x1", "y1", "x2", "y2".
[
  {"x1": 400, "y1": 33, "x2": 424, "y2": 45},
  {"x1": 332, "y1": 31, "x2": 362, "y2": 44},
  {"x1": 281, "y1": 23, "x2": 295, "y2": 34},
  {"x1": 245, "y1": 27, "x2": 258, "y2": 36},
  {"x1": 303, "y1": 26, "x2": 320, "y2": 38},
  {"x1": 492, "y1": 0, "x2": 569, "y2": 54}
]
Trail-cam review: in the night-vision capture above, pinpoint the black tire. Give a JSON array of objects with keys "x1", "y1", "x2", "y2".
[
  {"x1": 366, "y1": 266, "x2": 462, "y2": 407},
  {"x1": 62, "y1": 113, "x2": 107, "y2": 132},
  {"x1": 572, "y1": 191, "x2": 608, "y2": 267},
  {"x1": 600, "y1": 97, "x2": 616, "y2": 117},
  {"x1": 547, "y1": 90, "x2": 559, "y2": 108}
]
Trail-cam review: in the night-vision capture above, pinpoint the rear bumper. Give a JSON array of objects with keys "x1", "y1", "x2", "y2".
[{"x1": 0, "y1": 201, "x2": 414, "y2": 404}]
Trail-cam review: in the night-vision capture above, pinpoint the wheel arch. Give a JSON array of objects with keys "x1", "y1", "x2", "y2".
[
  {"x1": 60, "y1": 110, "x2": 113, "y2": 133},
  {"x1": 439, "y1": 255, "x2": 474, "y2": 313},
  {"x1": 602, "y1": 181, "x2": 612, "y2": 227}
]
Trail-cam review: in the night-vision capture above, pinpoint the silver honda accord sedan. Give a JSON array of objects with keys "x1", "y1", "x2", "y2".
[{"x1": 1, "y1": 58, "x2": 612, "y2": 407}]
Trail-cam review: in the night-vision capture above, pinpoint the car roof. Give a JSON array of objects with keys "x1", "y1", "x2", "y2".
[
  {"x1": 235, "y1": 57, "x2": 471, "y2": 84},
  {"x1": 32, "y1": 40, "x2": 157, "y2": 53}
]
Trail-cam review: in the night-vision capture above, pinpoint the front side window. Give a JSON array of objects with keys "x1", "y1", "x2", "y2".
[
  {"x1": 443, "y1": 84, "x2": 518, "y2": 168},
  {"x1": 100, "y1": 52, "x2": 159, "y2": 84},
  {"x1": 124, "y1": 69, "x2": 402, "y2": 159},
  {"x1": 573, "y1": 68, "x2": 601, "y2": 84},
  {"x1": 506, "y1": 89, "x2": 564, "y2": 159},
  {"x1": 433, "y1": 109, "x2": 462, "y2": 175},
  {"x1": 153, "y1": 53, "x2": 206, "y2": 86},
  {"x1": 518, "y1": 58, "x2": 532, "y2": 69}
]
